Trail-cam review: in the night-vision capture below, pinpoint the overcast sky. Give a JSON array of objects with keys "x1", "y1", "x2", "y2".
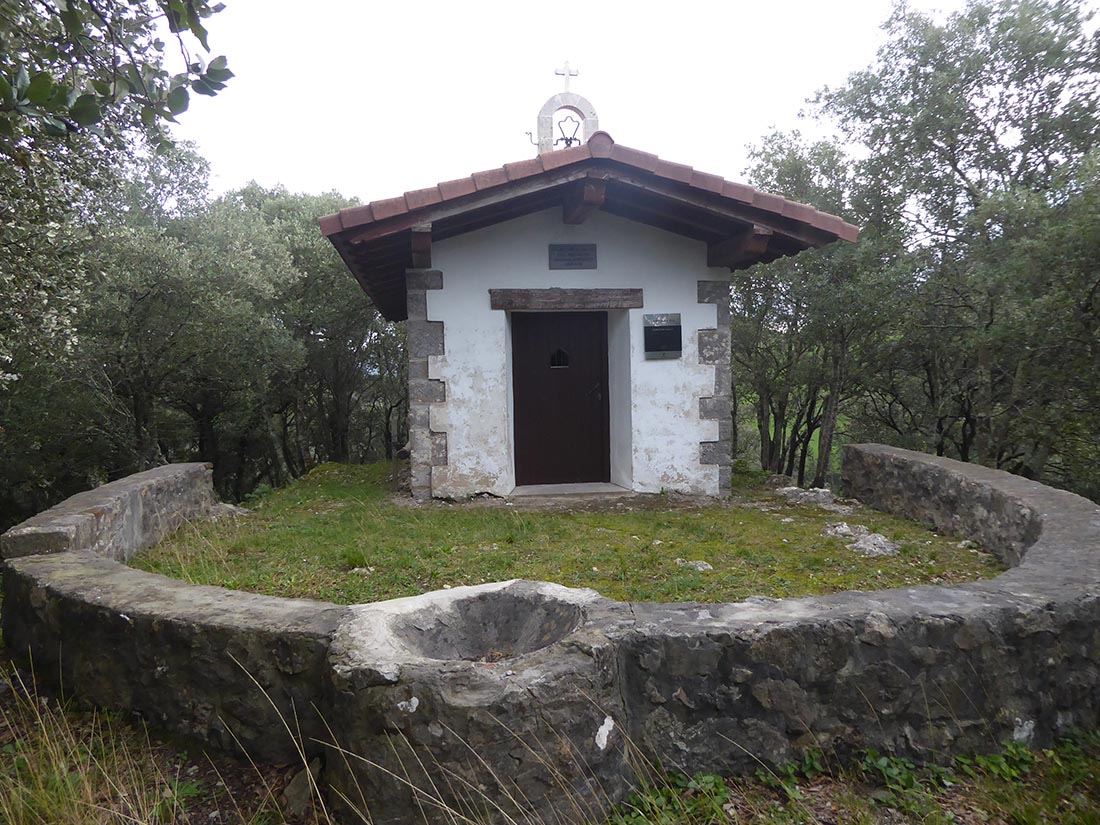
[{"x1": 172, "y1": 0, "x2": 973, "y2": 204}]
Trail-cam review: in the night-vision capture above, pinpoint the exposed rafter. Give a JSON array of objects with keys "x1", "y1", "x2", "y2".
[
  {"x1": 707, "y1": 226, "x2": 774, "y2": 268},
  {"x1": 410, "y1": 223, "x2": 432, "y2": 269},
  {"x1": 562, "y1": 180, "x2": 606, "y2": 225}
]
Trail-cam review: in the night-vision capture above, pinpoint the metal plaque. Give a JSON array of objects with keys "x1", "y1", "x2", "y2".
[
  {"x1": 548, "y1": 243, "x2": 597, "y2": 270},
  {"x1": 643, "y1": 313, "x2": 682, "y2": 360}
]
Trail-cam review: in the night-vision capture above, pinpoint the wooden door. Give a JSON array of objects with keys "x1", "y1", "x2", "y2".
[{"x1": 512, "y1": 312, "x2": 610, "y2": 485}]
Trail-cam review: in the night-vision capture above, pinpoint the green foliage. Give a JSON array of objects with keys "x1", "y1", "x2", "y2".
[
  {"x1": 957, "y1": 740, "x2": 1036, "y2": 782},
  {"x1": 860, "y1": 749, "x2": 955, "y2": 819},
  {"x1": 0, "y1": 0, "x2": 230, "y2": 388},
  {"x1": 742, "y1": 0, "x2": 1100, "y2": 503},
  {"x1": 612, "y1": 772, "x2": 730, "y2": 825},
  {"x1": 0, "y1": 147, "x2": 405, "y2": 528},
  {"x1": 0, "y1": 0, "x2": 231, "y2": 149},
  {"x1": 755, "y1": 749, "x2": 827, "y2": 802}
]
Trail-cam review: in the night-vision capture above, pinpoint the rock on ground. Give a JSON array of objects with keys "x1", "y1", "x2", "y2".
[
  {"x1": 848, "y1": 533, "x2": 901, "y2": 557},
  {"x1": 675, "y1": 558, "x2": 714, "y2": 572},
  {"x1": 823, "y1": 522, "x2": 870, "y2": 539}
]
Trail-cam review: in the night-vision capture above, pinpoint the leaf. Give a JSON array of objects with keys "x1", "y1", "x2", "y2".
[
  {"x1": 15, "y1": 66, "x2": 29, "y2": 96},
  {"x1": 0, "y1": 75, "x2": 12, "y2": 104},
  {"x1": 186, "y1": 4, "x2": 211, "y2": 50},
  {"x1": 40, "y1": 118, "x2": 68, "y2": 137},
  {"x1": 204, "y1": 65, "x2": 234, "y2": 83},
  {"x1": 167, "y1": 86, "x2": 189, "y2": 116},
  {"x1": 208, "y1": 55, "x2": 228, "y2": 72},
  {"x1": 191, "y1": 77, "x2": 217, "y2": 97},
  {"x1": 59, "y1": 7, "x2": 83, "y2": 35},
  {"x1": 0, "y1": 114, "x2": 13, "y2": 137},
  {"x1": 25, "y1": 72, "x2": 54, "y2": 105},
  {"x1": 68, "y1": 94, "x2": 101, "y2": 126}
]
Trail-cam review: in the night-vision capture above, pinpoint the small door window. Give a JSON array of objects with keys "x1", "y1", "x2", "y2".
[{"x1": 550, "y1": 348, "x2": 570, "y2": 368}]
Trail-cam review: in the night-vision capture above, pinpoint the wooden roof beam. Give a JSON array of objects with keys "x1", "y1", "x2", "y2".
[
  {"x1": 562, "y1": 180, "x2": 606, "y2": 225},
  {"x1": 708, "y1": 225, "x2": 773, "y2": 268},
  {"x1": 410, "y1": 223, "x2": 432, "y2": 269}
]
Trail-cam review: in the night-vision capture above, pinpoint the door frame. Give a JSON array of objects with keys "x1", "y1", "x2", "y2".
[{"x1": 509, "y1": 310, "x2": 611, "y2": 486}]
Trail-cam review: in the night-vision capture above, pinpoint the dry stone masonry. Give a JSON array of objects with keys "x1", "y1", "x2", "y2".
[{"x1": 2, "y1": 445, "x2": 1099, "y2": 824}]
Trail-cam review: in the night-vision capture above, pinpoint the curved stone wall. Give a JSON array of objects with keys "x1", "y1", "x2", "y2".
[{"x1": 2, "y1": 447, "x2": 1098, "y2": 823}]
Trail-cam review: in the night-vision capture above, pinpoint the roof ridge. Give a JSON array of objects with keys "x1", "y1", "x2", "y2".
[{"x1": 320, "y1": 131, "x2": 858, "y2": 244}]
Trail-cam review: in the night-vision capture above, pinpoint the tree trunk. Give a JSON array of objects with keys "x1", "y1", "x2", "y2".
[
  {"x1": 267, "y1": 414, "x2": 293, "y2": 487},
  {"x1": 813, "y1": 346, "x2": 846, "y2": 488}
]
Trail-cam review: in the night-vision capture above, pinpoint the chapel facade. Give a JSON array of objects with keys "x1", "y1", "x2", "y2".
[{"x1": 321, "y1": 85, "x2": 856, "y2": 500}]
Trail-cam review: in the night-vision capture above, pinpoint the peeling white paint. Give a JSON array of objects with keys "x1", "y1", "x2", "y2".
[
  {"x1": 430, "y1": 209, "x2": 724, "y2": 498},
  {"x1": 397, "y1": 696, "x2": 420, "y2": 714},
  {"x1": 595, "y1": 715, "x2": 615, "y2": 750}
]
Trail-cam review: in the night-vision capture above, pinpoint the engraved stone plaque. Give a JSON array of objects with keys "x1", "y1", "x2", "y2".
[{"x1": 548, "y1": 244, "x2": 597, "y2": 270}]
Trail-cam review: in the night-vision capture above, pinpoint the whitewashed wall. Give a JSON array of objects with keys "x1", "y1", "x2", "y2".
[{"x1": 428, "y1": 208, "x2": 727, "y2": 497}]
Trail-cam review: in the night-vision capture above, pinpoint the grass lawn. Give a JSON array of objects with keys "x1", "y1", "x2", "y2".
[{"x1": 133, "y1": 463, "x2": 1001, "y2": 605}]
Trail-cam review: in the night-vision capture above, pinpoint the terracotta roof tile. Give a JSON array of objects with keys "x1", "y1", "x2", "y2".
[
  {"x1": 814, "y1": 212, "x2": 845, "y2": 235},
  {"x1": 690, "y1": 171, "x2": 725, "y2": 194},
  {"x1": 503, "y1": 158, "x2": 545, "y2": 181},
  {"x1": 781, "y1": 201, "x2": 816, "y2": 224},
  {"x1": 318, "y1": 214, "x2": 344, "y2": 235},
  {"x1": 587, "y1": 131, "x2": 615, "y2": 157},
  {"x1": 721, "y1": 181, "x2": 755, "y2": 203},
  {"x1": 437, "y1": 176, "x2": 478, "y2": 200},
  {"x1": 837, "y1": 222, "x2": 860, "y2": 243},
  {"x1": 338, "y1": 204, "x2": 373, "y2": 227},
  {"x1": 319, "y1": 132, "x2": 859, "y2": 249},
  {"x1": 654, "y1": 159, "x2": 694, "y2": 184},
  {"x1": 370, "y1": 196, "x2": 407, "y2": 221},
  {"x1": 403, "y1": 186, "x2": 443, "y2": 211},
  {"x1": 538, "y1": 143, "x2": 590, "y2": 171},
  {"x1": 471, "y1": 167, "x2": 509, "y2": 190},
  {"x1": 608, "y1": 144, "x2": 660, "y2": 171},
  {"x1": 752, "y1": 192, "x2": 786, "y2": 213}
]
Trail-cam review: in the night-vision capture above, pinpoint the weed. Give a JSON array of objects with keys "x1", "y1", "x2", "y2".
[
  {"x1": 612, "y1": 772, "x2": 729, "y2": 825},
  {"x1": 754, "y1": 749, "x2": 827, "y2": 802},
  {"x1": 956, "y1": 740, "x2": 1035, "y2": 782}
]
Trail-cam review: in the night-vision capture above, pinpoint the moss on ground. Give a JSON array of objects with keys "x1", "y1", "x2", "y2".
[{"x1": 133, "y1": 463, "x2": 1002, "y2": 604}]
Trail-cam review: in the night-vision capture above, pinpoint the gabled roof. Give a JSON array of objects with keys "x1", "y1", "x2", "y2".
[{"x1": 320, "y1": 132, "x2": 859, "y2": 321}]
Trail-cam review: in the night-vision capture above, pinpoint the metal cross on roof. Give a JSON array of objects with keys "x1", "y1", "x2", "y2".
[{"x1": 555, "y1": 61, "x2": 578, "y2": 92}]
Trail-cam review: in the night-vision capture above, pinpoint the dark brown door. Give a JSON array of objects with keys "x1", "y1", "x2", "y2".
[{"x1": 512, "y1": 312, "x2": 610, "y2": 485}]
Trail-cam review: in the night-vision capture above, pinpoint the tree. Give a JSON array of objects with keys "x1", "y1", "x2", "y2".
[
  {"x1": 818, "y1": 0, "x2": 1100, "y2": 473},
  {"x1": 0, "y1": 0, "x2": 231, "y2": 383},
  {"x1": 737, "y1": 132, "x2": 909, "y2": 486},
  {"x1": 232, "y1": 185, "x2": 407, "y2": 469},
  {"x1": 0, "y1": 0, "x2": 232, "y2": 148}
]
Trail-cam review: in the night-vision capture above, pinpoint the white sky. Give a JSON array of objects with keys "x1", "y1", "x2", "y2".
[{"x1": 172, "y1": 0, "x2": 972, "y2": 203}]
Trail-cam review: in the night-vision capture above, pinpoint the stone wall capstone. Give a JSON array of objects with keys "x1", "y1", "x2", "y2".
[
  {"x1": 2, "y1": 447, "x2": 1099, "y2": 823},
  {"x1": 0, "y1": 463, "x2": 218, "y2": 562}
]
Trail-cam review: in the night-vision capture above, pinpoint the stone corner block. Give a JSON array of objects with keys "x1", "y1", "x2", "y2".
[
  {"x1": 698, "y1": 279, "x2": 731, "y2": 304},
  {"x1": 409, "y1": 378, "x2": 446, "y2": 404},
  {"x1": 699, "y1": 395, "x2": 731, "y2": 420},
  {"x1": 698, "y1": 328, "x2": 731, "y2": 366},
  {"x1": 700, "y1": 440, "x2": 732, "y2": 467},
  {"x1": 430, "y1": 431, "x2": 448, "y2": 467},
  {"x1": 407, "y1": 320, "x2": 444, "y2": 358},
  {"x1": 406, "y1": 269, "x2": 443, "y2": 291}
]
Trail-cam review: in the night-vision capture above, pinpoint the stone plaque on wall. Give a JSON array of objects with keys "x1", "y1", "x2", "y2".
[{"x1": 548, "y1": 244, "x2": 597, "y2": 270}]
